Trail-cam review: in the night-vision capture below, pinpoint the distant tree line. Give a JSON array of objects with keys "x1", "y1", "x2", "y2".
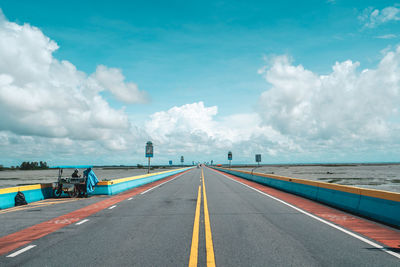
[
  {"x1": 0, "y1": 161, "x2": 50, "y2": 170},
  {"x1": 19, "y1": 161, "x2": 49, "y2": 170}
]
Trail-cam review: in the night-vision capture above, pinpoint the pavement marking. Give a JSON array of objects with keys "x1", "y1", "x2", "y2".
[
  {"x1": 0, "y1": 199, "x2": 79, "y2": 215},
  {"x1": 0, "y1": 169, "x2": 193, "y2": 256},
  {"x1": 201, "y1": 169, "x2": 216, "y2": 267},
  {"x1": 215, "y1": 170, "x2": 400, "y2": 260},
  {"x1": 108, "y1": 205, "x2": 117, "y2": 210},
  {"x1": 6, "y1": 245, "x2": 36, "y2": 258},
  {"x1": 75, "y1": 219, "x2": 89, "y2": 225},
  {"x1": 189, "y1": 185, "x2": 202, "y2": 267},
  {"x1": 128, "y1": 197, "x2": 133, "y2": 200},
  {"x1": 140, "y1": 172, "x2": 186, "y2": 195}
]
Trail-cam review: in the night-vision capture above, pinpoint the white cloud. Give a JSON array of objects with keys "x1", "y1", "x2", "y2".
[
  {"x1": 145, "y1": 102, "x2": 222, "y2": 153},
  {"x1": 91, "y1": 65, "x2": 148, "y2": 104},
  {"x1": 3, "y1": 8, "x2": 400, "y2": 165},
  {"x1": 0, "y1": 10, "x2": 147, "y2": 150},
  {"x1": 376, "y1": 34, "x2": 397, "y2": 39},
  {"x1": 359, "y1": 6, "x2": 400, "y2": 28},
  {"x1": 144, "y1": 101, "x2": 297, "y2": 159},
  {"x1": 258, "y1": 47, "x2": 400, "y2": 147}
]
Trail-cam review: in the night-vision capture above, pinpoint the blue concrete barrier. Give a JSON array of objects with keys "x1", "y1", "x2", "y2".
[
  {"x1": 214, "y1": 167, "x2": 400, "y2": 227},
  {"x1": 0, "y1": 184, "x2": 53, "y2": 210},
  {"x1": 94, "y1": 167, "x2": 192, "y2": 195},
  {"x1": 0, "y1": 167, "x2": 192, "y2": 210},
  {"x1": 357, "y1": 189, "x2": 400, "y2": 227}
]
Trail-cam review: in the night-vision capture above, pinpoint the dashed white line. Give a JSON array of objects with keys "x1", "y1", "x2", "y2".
[
  {"x1": 128, "y1": 197, "x2": 133, "y2": 200},
  {"x1": 108, "y1": 205, "x2": 117, "y2": 209},
  {"x1": 6, "y1": 245, "x2": 36, "y2": 257},
  {"x1": 76, "y1": 219, "x2": 89, "y2": 225},
  {"x1": 215, "y1": 170, "x2": 400, "y2": 260},
  {"x1": 140, "y1": 172, "x2": 186, "y2": 195}
]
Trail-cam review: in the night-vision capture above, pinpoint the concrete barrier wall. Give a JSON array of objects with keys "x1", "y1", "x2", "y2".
[
  {"x1": 0, "y1": 184, "x2": 53, "y2": 210},
  {"x1": 93, "y1": 167, "x2": 193, "y2": 195},
  {"x1": 214, "y1": 167, "x2": 400, "y2": 227},
  {"x1": 0, "y1": 167, "x2": 192, "y2": 210}
]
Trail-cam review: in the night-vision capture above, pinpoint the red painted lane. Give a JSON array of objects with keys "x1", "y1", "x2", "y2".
[
  {"x1": 210, "y1": 168, "x2": 400, "y2": 250},
  {"x1": 0, "y1": 170, "x2": 191, "y2": 256}
]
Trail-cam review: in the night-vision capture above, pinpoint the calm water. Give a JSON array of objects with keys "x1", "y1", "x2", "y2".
[
  {"x1": 238, "y1": 164, "x2": 400, "y2": 193},
  {"x1": 0, "y1": 167, "x2": 180, "y2": 189}
]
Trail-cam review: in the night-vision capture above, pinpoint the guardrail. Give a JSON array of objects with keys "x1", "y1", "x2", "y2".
[
  {"x1": 0, "y1": 167, "x2": 193, "y2": 210},
  {"x1": 213, "y1": 167, "x2": 400, "y2": 228}
]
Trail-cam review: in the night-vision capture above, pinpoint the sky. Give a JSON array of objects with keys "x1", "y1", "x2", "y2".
[{"x1": 1, "y1": 0, "x2": 400, "y2": 166}]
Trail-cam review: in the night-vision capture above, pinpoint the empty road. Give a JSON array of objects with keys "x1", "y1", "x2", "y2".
[{"x1": 1, "y1": 167, "x2": 400, "y2": 266}]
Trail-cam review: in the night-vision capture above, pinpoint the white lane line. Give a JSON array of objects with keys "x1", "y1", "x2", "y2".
[
  {"x1": 6, "y1": 245, "x2": 36, "y2": 258},
  {"x1": 108, "y1": 205, "x2": 117, "y2": 209},
  {"x1": 76, "y1": 219, "x2": 89, "y2": 225},
  {"x1": 215, "y1": 170, "x2": 400, "y2": 260},
  {"x1": 128, "y1": 197, "x2": 133, "y2": 200},
  {"x1": 140, "y1": 172, "x2": 187, "y2": 195}
]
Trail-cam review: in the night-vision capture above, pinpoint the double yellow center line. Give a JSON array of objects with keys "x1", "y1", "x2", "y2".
[{"x1": 189, "y1": 168, "x2": 216, "y2": 267}]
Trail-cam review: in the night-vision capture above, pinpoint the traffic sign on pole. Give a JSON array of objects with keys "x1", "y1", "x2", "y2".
[
  {"x1": 255, "y1": 154, "x2": 261, "y2": 166},
  {"x1": 145, "y1": 141, "x2": 153, "y2": 173},
  {"x1": 145, "y1": 141, "x2": 153, "y2": 158},
  {"x1": 228, "y1": 151, "x2": 232, "y2": 168}
]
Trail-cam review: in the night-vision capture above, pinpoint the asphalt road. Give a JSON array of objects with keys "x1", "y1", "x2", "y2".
[{"x1": 1, "y1": 167, "x2": 400, "y2": 266}]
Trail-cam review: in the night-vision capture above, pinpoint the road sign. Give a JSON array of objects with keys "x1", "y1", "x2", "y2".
[
  {"x1": 255, "y1": 154, "x2": 261, "y2": 163},
  {"x1": 145, "y1": 141, "x2": 153, "y2": 158},
  {"x1": 180, "y1": 156, "x2": 184, "y2": 163},
  {"x1": 228, "y1": 151, "x2": 232, "y2": 161},
  {"x1": 169, "y1": 160, "x2": 172, "y2": 165}
]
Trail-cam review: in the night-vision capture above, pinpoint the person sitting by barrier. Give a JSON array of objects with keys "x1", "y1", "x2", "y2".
[{"x1": 72, "y1": 169, "x2": 81, "y2": 178}]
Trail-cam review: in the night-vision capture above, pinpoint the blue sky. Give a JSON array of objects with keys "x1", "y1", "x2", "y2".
[{"x1": 1, "y1": 1, "x2": 400, "y2": 166}]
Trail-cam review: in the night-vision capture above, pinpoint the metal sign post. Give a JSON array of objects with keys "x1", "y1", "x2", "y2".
[
  {"x1": 145, "y1": 141, "x2": 153, "y2": 174},
  {"x1": 255, "y1": 154, "x2": 261, "y2": 166},
  {"x1": 228, "y1": 151, "x2": 232, "y2": 168}
]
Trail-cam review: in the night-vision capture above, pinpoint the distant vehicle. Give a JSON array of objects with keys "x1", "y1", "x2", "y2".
[{"x1": 216, "y1": 164, "x2": 222, "y2": 167}]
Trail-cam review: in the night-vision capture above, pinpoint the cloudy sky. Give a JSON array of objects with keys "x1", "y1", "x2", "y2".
[{"x1": 1, "y1": 0, "x2": 400, "y2": 166}]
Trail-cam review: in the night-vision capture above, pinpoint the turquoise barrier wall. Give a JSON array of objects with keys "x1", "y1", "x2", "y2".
[
  {"x1": 93, "y1": 167, "x2": 192, "y2": 195},
  {"x1": 0, "y1": 184, "x2": 53, "y2": 210},
  {"x1": 215, "y1": 167, "x2": 400, "y2": 228},
  {"x1": 0, "y1": 168, "x2": 192, "y2": 210}
]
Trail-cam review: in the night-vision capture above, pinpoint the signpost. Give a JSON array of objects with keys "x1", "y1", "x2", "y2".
[
  {"x1": 169, "y1": 160, "x2": 172, "y2": 166},
  {"x1": 145, "y1": 141, "x2": 153, "y2": 174},
  {"x1": 228, "y1": 151, "x2": 232, "y2": 168},
  {"x1": 255, "y1": 154, "x2": 261, "y2": 166},
  {"x1": 180, "y1": 156, "x2": 184, "y2": 167}
]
